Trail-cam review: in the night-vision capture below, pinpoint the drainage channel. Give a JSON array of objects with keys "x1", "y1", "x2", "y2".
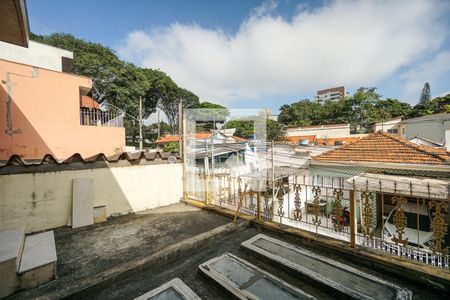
[{"x1": 241, "y1": 234, "x2": 412, "y2": 300}]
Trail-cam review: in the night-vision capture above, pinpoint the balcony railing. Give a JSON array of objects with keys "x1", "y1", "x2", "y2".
[
  {"x1": 186, "y1": 170, "x2": 450, "y2": 270},
  {"x1": 80, "y1": 108, "x2": 124, "y2": 127}
]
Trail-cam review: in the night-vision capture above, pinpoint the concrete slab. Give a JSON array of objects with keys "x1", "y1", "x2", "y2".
[
  {"x1": 199, "y1": 253, "x2": 316, "y2": 300},
  {"x1": 19, "y1": 230, "x2": 57, "y2": 274},
  {"x1": 0, "y1": 228, "x2": 24, "y2": 298},
  {"x1": 72, "y1": 177, "x2": 94, "y2": 228},
  {"x1": 134, "y1": 278, "x2": 201, "y2": 300},
  {"x1": 241, "y1": 234, "x2": 412, "y2": 300},
  {"x1": 0, "y1": 228, "x2": 24, "y2": 266}
]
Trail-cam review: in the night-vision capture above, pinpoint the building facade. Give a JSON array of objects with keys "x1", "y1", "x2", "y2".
[
  {"x1": 398, "y1": 113, "x2": 450, "y2": 150},
  {"x1": 370, "y1": 117, "x2": 402, "y2": 134},
  {"x1": 0, "y1": 58, "x2": 125, "y2": 160},
  {"x1": 315, "y1": 86, "x2": 346, "y2": 103}
]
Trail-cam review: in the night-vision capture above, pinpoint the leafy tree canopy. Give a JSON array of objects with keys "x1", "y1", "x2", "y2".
[
  {"x1": 225, "y1": 118, "x2": 285, "y2": 141},
  {"x1": 279, "y1": 87, "x2": 413, "y2": 133},
  {"x1": 31, "y1": 32, "x2": 199, "y2": 135}
]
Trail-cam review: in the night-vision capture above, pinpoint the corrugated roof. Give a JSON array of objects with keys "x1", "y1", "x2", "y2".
[
  {"x1": 0, "y1": 151, "x2": 179, "y2": 169},
  {"x1": 313, "y1": 131, "x2": 450, "y2": 165}
]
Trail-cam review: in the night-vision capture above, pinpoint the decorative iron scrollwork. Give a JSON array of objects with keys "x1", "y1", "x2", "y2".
[
  {"x1": 248, "y1": 189, "x2": 256, "y2": 211},
  {"x1": 292, "y1": 184, "x2": 302, "y2": 221},
  {"x1": 429, "y1": 200, "x2": 449, "y2": 254},
  {"x1": 392, "y1": 195, "x2": 408, "y2": 246},
  {"x1": 264, "y1": 179, "x2": 271, "y2": 219},
  {"x1": 227, "y1": 176, "x2": 232, "y2": 204},
  {"x1": 277, "y1": 181, "x2": 285, "y2": 218},
  {"x1": 332, "y1": 188, "x2": 344, "y2": 232},
  {"x1": 237, "y1": 177, "x2": 242, "y2": 202},
  {"x1": 361, "y1": 190, "x2": 374, "y2": 238},
  {"x1": 311, "y1": 186, "x2": 321, "y2": 226}
]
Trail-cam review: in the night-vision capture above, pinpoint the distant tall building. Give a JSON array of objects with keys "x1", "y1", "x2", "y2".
[{"x1": 315, "y1": 86, "x2": 346, "y2": 103}]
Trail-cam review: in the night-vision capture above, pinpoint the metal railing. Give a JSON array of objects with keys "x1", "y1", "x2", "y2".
[
  {"x1": 80, "y1": 108, "x2": 124, "y2": 127},
  {"x1": 186, "y1": 172, "x2": 450, "y2": 270}
]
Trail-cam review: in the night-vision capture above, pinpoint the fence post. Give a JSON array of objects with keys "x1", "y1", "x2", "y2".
[
  {"x1": 257, "y1": 190, "x2": 261, "y2": 221},
  {"x1": 349, "y1": 189, "x2": 356, "y2": 247},
  {"x1": 205, "y1": 174, "x2": 209, "y2": 205}
]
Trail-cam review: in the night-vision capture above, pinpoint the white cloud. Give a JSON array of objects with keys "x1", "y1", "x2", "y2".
[
  {"x1": 401, "y1": 51, "x2": 450, "y2": 100},
  {"x1": 117, "y1": 0, "x2": 449, "y2": 104}
]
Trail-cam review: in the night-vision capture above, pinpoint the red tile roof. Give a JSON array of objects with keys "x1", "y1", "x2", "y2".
[
  {"x1": 155, "y1": 132, "x2": 212, "y2": 144},
  {"x1": 286, "y1": 135, "x2": 316, "y2": 144},
  {"x1": 80, "y1": 95, "x2": 100, "y2": 109},
  {"x1": 286, "y1": 123, "x2": 349, "y2": 129},
  {"x1": 315, "y1": 137, "x2": 362, "y2": 146},
  {"x1": 313, "y1": 132, "x2": 450, "y2": 165}
]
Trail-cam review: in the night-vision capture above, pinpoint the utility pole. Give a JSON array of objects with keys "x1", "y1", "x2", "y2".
[
  {"x1": 211, "y1": 115, "x2": 215, "y2": 175},
  {"x1": 139, "y1": 96, "x2": 143, "y2": 151},
  {"x1": 271, "y1": 140, "x2": 275, "y2": 220},
  {"x1": 182, "y1": 108, "x2": 188, "y2": 201}
]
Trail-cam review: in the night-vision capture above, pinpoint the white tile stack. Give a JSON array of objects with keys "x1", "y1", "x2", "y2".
[{"x1": 0, "y1": 229, "x2": 57, "y2": 298}]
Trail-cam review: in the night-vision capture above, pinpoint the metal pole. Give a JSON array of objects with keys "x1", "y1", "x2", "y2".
[
  {"x1": 182, "y1": 109, "x2": 188, "y2": 201},
  {"x1": 139, "y1": 96, "x2": 143, "y2": 151},
  {"x1": 350, "y1": 189, "x2": 356, "y2": 247},
  {"x1": 271, "y1": 141, "x2": 275, "y2": 220}
]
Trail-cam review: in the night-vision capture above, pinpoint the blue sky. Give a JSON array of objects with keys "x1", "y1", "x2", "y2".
[{"x1": 28, "y1": 0, "x2": 450, "y2": 113}]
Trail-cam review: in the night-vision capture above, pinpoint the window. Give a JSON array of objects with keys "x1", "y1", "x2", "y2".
[{"x1": 387, "y1": 128, "x2": 398, "y2": 134}]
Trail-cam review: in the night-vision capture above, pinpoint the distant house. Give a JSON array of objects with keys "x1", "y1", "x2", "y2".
[
  {"x1": 370, "y1": 117, "x2": 402, "y2": 134},
  {"x1": 310, "y1": 131, "x2": 450, "y2": 179},
  {"x1": 286, "y1": 123, "x2": 366, "y2": 146},
  {"x1": 399, "y1": 113, "x2": 450, "y2": 150},
  {"x1": 155, "y1": 129, "x2": 246, "y2": 149}
]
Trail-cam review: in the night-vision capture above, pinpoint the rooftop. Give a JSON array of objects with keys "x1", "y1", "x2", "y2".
[
  {"x1": 286, "y1": 123, "x2": 349, "y2": 130},
  {"x1": 7, "y1": 203, "x2": 445, "y2": 299},
  {"x1": 313, "y1": 131, "x2": 450, "y2": 165}
]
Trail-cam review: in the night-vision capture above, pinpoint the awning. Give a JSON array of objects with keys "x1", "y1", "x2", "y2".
[{"x1": 346, "y1": 173, "x2": 449, "y2": 199}]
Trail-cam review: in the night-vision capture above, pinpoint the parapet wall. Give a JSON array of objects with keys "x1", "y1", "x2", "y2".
[{"x1": 0, "y1": 153, "x2": 183, "y2": 233}]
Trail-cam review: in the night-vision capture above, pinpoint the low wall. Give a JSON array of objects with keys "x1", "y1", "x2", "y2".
[{"x1": 0, "y1": 163, "x2": 183, "y2": 233}]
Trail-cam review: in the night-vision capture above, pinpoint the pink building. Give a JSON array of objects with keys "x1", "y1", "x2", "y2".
[{"x1": 0, "y1": 58, "x2": 125, "y2": 160}]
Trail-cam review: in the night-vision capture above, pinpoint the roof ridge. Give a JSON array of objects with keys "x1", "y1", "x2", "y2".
[{"x1": 379, "y1": 131, "x2": 450, "y2": 163}]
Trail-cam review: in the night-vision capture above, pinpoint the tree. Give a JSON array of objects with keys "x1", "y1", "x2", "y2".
[
  {"x1": 31, "y1": 32, "x2": 200, "y2": 139},
  {"x1": 145, "y1": 70, "x2": 199, "y2": 133},
  {"x1": 266, "y1": 119, "x2": 286, "y2": 141},
  {"x1": 278, "y1": 87, "x2": 412, "y2": 134},
  {"x1": 225, "y1": 118, "x2": 285, "y2": 141},
  {"x1": 225, "y1": 120, "x2": 254, "y2": 139},
  {"x1": 192, "y1": 102, "x2": 230, "y2": 131},
  {"x1": 419, "y1": 82, "x2": 431, "y2": 105},
  {"x1": 409, "y1": 93, "x2": 450, "y2": 118}
]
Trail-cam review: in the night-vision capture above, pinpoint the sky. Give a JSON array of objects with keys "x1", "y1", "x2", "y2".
[{"x1": 28, "y1": 0, "x2": 450, "y2": 114}]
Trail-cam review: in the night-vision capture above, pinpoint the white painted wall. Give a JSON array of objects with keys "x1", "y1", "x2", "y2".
[
  {"x1": 0, "y1": 41, "x2": 73, "y2": 72},
  {"x1": 0, "y1": 163, "x2": 183, "y2": 233},
  {"x1": 404, "y1": 119, "x2": 450, "y2": 145},
  {"x1": 286, "y1": 125, "x2": 350, "y2": 138},
  {"x1": 371, "y1": 118, "x2": 401, "y2": 133}
]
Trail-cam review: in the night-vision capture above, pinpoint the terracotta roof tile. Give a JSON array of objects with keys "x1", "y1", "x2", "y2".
[
  {"x1": 286, "y1": 135, "x2": 316, "y2": 144},
  {"x1": 80, "y1": 95, "x2": 100, "y2": 109},
  {"x1": 155, "y1": 132, "x2": 213, "y2": 144},
  {"x1": 313, "y1": 132, "x2": 450, "y2": 165}
]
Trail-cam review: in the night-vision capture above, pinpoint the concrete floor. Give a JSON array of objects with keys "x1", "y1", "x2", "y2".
[
  {"x1": 70, "y1": 226, "x2": 444, "y2": 300},
  {"x1": 8, "y1": 204, "x2": 232, "y2": 299},
  {"x1": 8, "y1": 203, "x2": 446, "y2": 300}
]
